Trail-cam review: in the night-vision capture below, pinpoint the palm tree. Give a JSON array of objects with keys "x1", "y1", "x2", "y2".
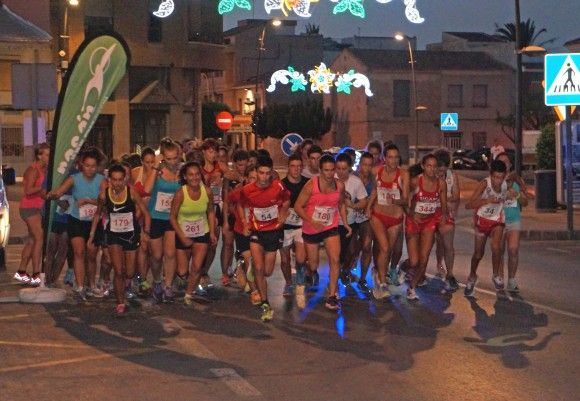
[
  {"x1": 304, "y1": 24, "x2": 320, "y2": 36},
  {"x1": 494, "y1": 18, "x2": 556, "y2": 47}
]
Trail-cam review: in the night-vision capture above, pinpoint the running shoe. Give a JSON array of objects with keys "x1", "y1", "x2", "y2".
[
  {"x1": 195, "y1": 284, "x2": 208, "y2": 297},
  {"x1": 464, "y1": 277, "x2": 477, "y2": 297},
  {"x1": 29, "y1": 273, "x2": 41, "y2": 286},
  {"x1": 152, "y1": 282, "x2": 164, "y2": 302},
  {"x1": 283, "y1": 284, "x2": 294, "y2": 297},
  {"x1": 406, "y1": 288, "x2": 419, "y2": 301},
  {"x1": 260, "y1": 302, "x2": 273, "y2": 322},
  {"x1": 358, "y1": 279, "x2": 370, "y2": 293},
  {"x1": 387, "y1": 268, "x2": 401, "y2": 286},
  {"x1": 174, "y1": 275, "x2": 188, "y2": 291},
  {"x1": 340, "y1": 269, "x2": 352, "y2": 286},
  {"x1": 417, "y1": 277, "x2": 428, "y2": 287},
  {"x1": 492, "y1": 276, "x2": 505, "y2": 291},
  {"x1": 183, "y1": 293, "x2": 194, "y2": 307},
  {"x1": 163, "y1": 286, "x2": 175, "y2": 303},
  {"x1": 221, "y1": 274, "x2": 231, "y2": 287},
  {"x1": 115, "y1": 303, "x2": 126, "y2": 316},
  {"x1": 325, "y1": 295, "x2": 341, "y2": 311},
  {"x1": 295, "y1": 265, "x2": 305, "y2": 286},
  {"x1": 13, "y1": 271, "x2": 31, "y2": 284},
  {"x1": 250, "y1": 290, "x2": 262, "y2": 306},
  {"x1": 507, "y1": 278, "x2": 520, "y2": 293},
  {"x1": 73, "y1": 287, "x2": 87, "y2": 302},
  {"x1": 88, "y1": 287, "x2": 105, "y2": 298},
  {"x1": 435, "y1": 264, "x2": 447, "y2": 280},
  {"x1": 138, "y1": 279, "x2": 152, "y2": 297},
  {"x1": 63, "y1": 268, "x2": 75, "y2": 286},
  {"x1": 373, "y1": 283, "x2": 391, "y2": 299},
  {"x1": 125, "y1": 288, "x2": 137, "y2": 302},
  {"x1": 445, "y1": 276, "x2": 460, "y2": 292}
]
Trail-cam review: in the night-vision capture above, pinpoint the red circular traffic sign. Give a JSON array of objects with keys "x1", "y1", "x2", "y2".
[{"x1": 216, "y1": 111, "x2": 233, "y2": 131}]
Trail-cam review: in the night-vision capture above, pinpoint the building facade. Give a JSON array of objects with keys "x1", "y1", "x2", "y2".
[{"x1": 326, "y1": 48, "x2": 514, "y2": 161}]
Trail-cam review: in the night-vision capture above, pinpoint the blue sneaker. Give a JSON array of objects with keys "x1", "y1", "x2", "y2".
[
  {"x1": 388, "y1": 268, "x2": 401, "y2": 286},
  {"x1": 63, "y1": 269, "x2": 74, "y2": 286},
  {"x1": 152, "y1": 282, "x2": 164, "y2": 302},
  {"x1": 283, "y1": 284, "x2": 294, "y2": 297}
]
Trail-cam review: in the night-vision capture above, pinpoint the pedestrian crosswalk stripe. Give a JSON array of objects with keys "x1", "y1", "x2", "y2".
[{"x1": 547, "y1": 55, "x2": 580, "y2": 95}]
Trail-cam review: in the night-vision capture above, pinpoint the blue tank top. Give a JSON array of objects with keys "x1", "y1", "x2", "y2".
[
  {"x1": 504, "y1": 182, "x2": 521, "y2": 224},
  {"x1": 70, "y1": 173, "x2": 104, "y2": 221},
  {"x1": 148, "y1": 176, "x2": 181, "y2": 220}
]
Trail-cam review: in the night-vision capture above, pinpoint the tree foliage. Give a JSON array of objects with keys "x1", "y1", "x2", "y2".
[
  {"x1": 494, "y1": 18, "x2": 556, "y2": 47},
  {"x1": 255, "y1": 99, "x2": 332, "y2": 140},
  {"x1": 202, "y1": 102, "x2": 232, "y2": 139},
  {"x1": 536, "y1": 124, "x2": 556, "y2": 170},
  {"x1": 304, "y1": 24, "x2": 320, "y2": 35}
]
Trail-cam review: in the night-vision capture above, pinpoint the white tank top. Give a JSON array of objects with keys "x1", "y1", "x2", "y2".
[
  {"x1": 445, "y1": 170, "x2": 455, "y2": 198},
  {"x1": 476, "y1": 177, "x2": 507, "y2": 222}
]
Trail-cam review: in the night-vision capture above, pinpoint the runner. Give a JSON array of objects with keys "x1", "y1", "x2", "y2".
[
  {"x1": 199, "y1": 139, "x2": 228, "y2": 288},
  {"x1": 299, "y1": 138, "x2": 314, "y2": 169},
  {"x1": 227, "y1": 167, "x2": 260, "y2": 305},
  {"x1": 48, "y1": 148, "x2": 105, "y2": 300},
  {"x1": 344, "y1": 151, "x2": 375, "y2": 292},
  {"x1": 366, "y1": 144, "x2": 409, "y2": 299},
  {"x1": 280, "y1": 154, "x2": 309, "y2": 296},
  {"x1": 366, "y1": 140, "x2": 383, "y2": 167},
  {"x1": 90, "y1": 164, "x2": 151, "y2": 315},
  {"x1": 405, "y1": 154, "x2": 448, "y2": 301},
  {"x1": 238, "y1": 155, "x2": 290, "y2": 321},
  {"x1": 15, "y1": 143, "x2": 49, "y2": 286},
  {"x1": 143, "y1": 140, "x2": 181, "y2": 302},
  {"x1": 221, "y1": 149, "x2": 249, "y2": 287},
  {"x1": 434, "y1": 149, "x2": 460, "y2": 291},
  {"x1": 301, "y1": 145, "x2": 322, "y2": 178},
  {"x1": 132, "y1": 147, "x2": 156, "y2": 295},
  {"x1": 496, "y1": 152, "x2": 528, "y2": 292},
  {"x1": 294, "y1": 154, "x2": 351, "y2": 311},
  {"x1": 335, "y1": 153, "x2": 368, "y2": 286},
  {"x1": 464, "y1": 159, "x2": 510, "y2": 297},
  {"x1": 170, "y1": 161, "x2": 217, "y2": 307}
]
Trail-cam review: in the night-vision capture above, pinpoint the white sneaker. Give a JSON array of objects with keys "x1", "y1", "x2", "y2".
[
  {"x1": 407, "y1": 288, "x2": 419, "y2": 301},
  {"x1": 435, "y1": 265, "x2": 447, "y2": 280},
  {"x1": 14, "y1": 271, "x2": 31, "y2": 284},
  {"x1": 507, "y1": 278, "x2": 520, "y2": 292}
]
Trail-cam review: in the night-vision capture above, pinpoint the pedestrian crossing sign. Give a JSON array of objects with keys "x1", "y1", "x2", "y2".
[
  {"x1": 545, "y1": 53, "x2": 580, "y2": 106},
  {"x1": 440, "y1": 113, "x2": 458, "y2": 131}
]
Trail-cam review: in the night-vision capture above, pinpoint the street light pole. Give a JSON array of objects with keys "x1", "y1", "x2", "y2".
[
  {"x1": 514, "y1": 0, "x2": 523, "y2": 175},
  {"x1": 407, "y1": 39, "x2": 420, "y2": 163}
]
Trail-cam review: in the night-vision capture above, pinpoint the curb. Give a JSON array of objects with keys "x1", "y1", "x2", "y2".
[{"x1": 520, "y1": 230, "x2": 580, "y2": 241}]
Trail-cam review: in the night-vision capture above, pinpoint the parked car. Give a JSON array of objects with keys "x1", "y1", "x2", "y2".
[
  {"x1": 0, "y1": 175, "x2": 10, "y2": 270},
  {"x1": 452, "y1": 148, "x2": 489, "y2": 170}
]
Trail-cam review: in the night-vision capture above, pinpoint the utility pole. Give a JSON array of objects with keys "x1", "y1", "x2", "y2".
[{"x1": 514, "y1": 0, "x2": 523, "y2": 176}]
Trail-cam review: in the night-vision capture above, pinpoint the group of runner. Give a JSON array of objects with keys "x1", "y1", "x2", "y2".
[{"x1": 14, "y1": 138, "x2": 528, "y2": 321}]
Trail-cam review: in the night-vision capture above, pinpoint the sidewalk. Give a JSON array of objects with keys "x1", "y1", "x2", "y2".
[{"x1": 4, "y1": 175, "x2": 579, "y2": 243}]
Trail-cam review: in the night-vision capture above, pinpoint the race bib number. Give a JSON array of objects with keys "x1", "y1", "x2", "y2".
[
  {"x1": 254, "y1": 205, "x2": 278, "y2": 222},
  {"x1": 155, "y1": 192, "x2": 174, "y2": 213},
  {"x1": 79, "y1": 204, "x2": 97, "y2": 221},
  {"x1": 313, "y1": 206, "x2": 336, "y2": 226},
  {"x1": 181, "y1": 219, "x2": 206, "y2": 238},
  {"x1": 415, "y1": 201, "x2": 438, "y2": 215},
  {"x1": 477, "y1": 203, "x2": 502, "y2": 220},
  {"x1": 285, "y1": 208, "x2": 302, "y2": 226},
  {"x1": 377, "y1": 187, "x2": 400, "y2": 206},
  {"x1": 211, "y1": 184, "x2": 222, "y2": 204},
  {"x1": 110, "y1": 212, "x2": 134, "y2": 233}
]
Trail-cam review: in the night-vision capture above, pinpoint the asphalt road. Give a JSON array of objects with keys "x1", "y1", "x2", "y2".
[{"x1": 1, "y1": 216, "x2": 579, "y2": 401}]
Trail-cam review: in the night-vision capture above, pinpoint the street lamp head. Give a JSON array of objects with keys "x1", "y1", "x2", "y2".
[
  {"x1": 519, "y1": 45, "x2": 546, "y2": 57},
  {"x1": 415, "y1": 105, "x2": 428, "y2": 111},
  {"x1": 271, "y1": 19, "x2": 282, "y2": 27},
  {"x1": 68, "y1": 0, "x2": 79, "y2": 6},
  {"x1": 394, "y1": 33, "x2": 405, "y2": 41}
]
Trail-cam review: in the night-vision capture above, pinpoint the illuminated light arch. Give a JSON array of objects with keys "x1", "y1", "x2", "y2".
[
  {"x1": 153, "y1": 0, "x2": 175, "y2": 18},
  {"x1": 265, "y1": 0, "x2": 319, "y2": 18},
  {"x1": 267, "y1": 64, "x2": 373, "y2": 96},
  {"x1": 218, "y1": 0, "x2": 252, "y2": 15}
]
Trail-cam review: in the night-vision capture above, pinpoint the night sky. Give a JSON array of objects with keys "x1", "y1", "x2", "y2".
[{"x1": 223, "y1": 0, "x2": 579, "y2": 50}]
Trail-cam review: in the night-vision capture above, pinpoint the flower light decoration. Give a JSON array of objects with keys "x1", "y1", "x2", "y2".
[
  {"x1": 153, "y1": 0, "x2": 175, "y2": 18},
  {"x1": 216, "y1": 0, "x2": 425, "y2": 23},
  {"x1": 267, "y1": 64, "x2": 373, "y2": 97}
]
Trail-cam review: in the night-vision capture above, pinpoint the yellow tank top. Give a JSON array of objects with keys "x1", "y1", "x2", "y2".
[{"x1": 177, "y1": 185, "x2": 209, "y2": 236}]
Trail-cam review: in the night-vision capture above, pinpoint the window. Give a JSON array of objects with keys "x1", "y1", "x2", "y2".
[
  {"x1": 473, "y1": 84, "x2": 488, "y2": 107},
  {"x1": 85, "y1": 16, "x2": 113, "y2": 38},
  {"x1": 443, "y1": 132, "x2": 462, "y2": 150},
  {"x1": 447, "y1": 84, "x2": 463, "y2": 108},
  {"x1": 1, "y1": 126, "x2": 24, "y2": 157},
  {"x1": 472, "y1": 131, "x2": 487, "y2": 149},
  {"x1": 148, "y1": 15, "x2": 162, "y2": 43},
  {"x1": 393, "y1": 80, "x2": 411, "y2": 117}
]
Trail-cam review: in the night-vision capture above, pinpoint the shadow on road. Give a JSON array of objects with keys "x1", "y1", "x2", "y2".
[{"x1": 464, "y1": 294, "x2": 561, "y2": 369}]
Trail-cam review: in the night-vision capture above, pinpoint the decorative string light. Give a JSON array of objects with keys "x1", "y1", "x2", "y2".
[
  {"x1": 218, "y1": 0, "x2": 252, "y2": 15},
  {"x1": 264, "y1": 0, "x2": 319, "y2": 18},
  {"x1": 153, "y1": 0, "x2": 175, "y2": 18},
  {"x1": 267, "y1": 64, "x2": 373, "y2": 96}
]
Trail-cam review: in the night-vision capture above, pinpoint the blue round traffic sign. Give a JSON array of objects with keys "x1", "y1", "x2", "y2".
[{"x1": 281, "y1": 133, "x2": 304, "y2": 156}]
